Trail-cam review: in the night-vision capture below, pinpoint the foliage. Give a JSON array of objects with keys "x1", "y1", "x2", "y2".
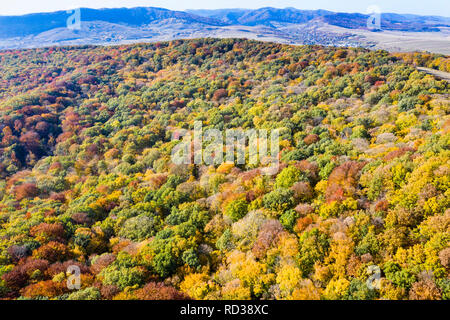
[{"x1": 0, "y1": 39, "x2": 448, "y2": 300}]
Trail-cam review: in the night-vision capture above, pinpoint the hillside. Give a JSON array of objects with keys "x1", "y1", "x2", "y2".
[
  {"x1": 0, "y1": 39, "x2": 449, "y2": 300},
  {"x1": 0, "y1": 7, "x2": 449, "y2": 54},
  {"x1": 189, "y1": 7, "x2": 450, "y2": 31},
  {"x1": 0, "y1": 7, "x2": 224, "y2": 38}
]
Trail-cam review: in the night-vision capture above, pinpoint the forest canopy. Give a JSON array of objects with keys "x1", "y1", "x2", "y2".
[{"x1": 0, "y1": 38, "x2": 448, "y2": 300}]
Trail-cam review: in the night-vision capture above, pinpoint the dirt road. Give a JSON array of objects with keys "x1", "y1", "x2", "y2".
[{"x1": 417, "y1": 67, "x2": 450, "y2": 83}]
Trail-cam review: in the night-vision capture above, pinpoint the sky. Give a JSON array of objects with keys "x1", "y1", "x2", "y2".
[{"x1": 0, "y1": 0, "x2": 449, "y2": 17}]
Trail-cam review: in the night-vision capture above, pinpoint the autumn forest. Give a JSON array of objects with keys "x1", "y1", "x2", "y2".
[{"x1": 0, "y1": 39, "x2": 449, "y2": 300}]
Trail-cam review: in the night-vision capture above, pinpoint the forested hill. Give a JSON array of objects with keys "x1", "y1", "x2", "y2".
[{"x1": 0, "y1": 39, "x2": 449, "y2": 300}]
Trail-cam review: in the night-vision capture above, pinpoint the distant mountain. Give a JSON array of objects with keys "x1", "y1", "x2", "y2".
[
  {"x1": 0, "y1": 7, "x2": 224, "y2": 38},
  {"x1": 0, "y1": 6, "x2": 449, "y2": 53},
  {"x1": 189, "y1": 7, "x2": 450, "y2": 31},
  {"x1": 322, "y1": 12, "x2": 450, "y2": 31},
  {"x1": 185, "y1": 9, "x2": 253, "y2": 24},
  {"x1": 187, "y1": 7, "x2": 332, "y2": 26}
]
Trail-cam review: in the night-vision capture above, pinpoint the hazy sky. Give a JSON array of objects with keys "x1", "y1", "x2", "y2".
[{"x1": 0, "y1": 0, "x2": 449, "y2": 17}]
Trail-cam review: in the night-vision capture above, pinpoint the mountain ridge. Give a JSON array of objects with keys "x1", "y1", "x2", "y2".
[
  {"x1": 0, "y1": 7, "x2": 225, "y2": 38},
  {"x1": 0, "y1": 6, "x2": 449, "y2": 53}
]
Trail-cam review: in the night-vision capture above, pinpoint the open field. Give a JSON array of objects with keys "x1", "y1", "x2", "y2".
[{"x1": 318, "y1": 24, "x2": 450, "y2": 54}]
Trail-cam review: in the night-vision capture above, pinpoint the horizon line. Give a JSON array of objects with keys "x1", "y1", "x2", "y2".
[{"x1": 0, "y1": 5, "x2": 448, "y2": 19}]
